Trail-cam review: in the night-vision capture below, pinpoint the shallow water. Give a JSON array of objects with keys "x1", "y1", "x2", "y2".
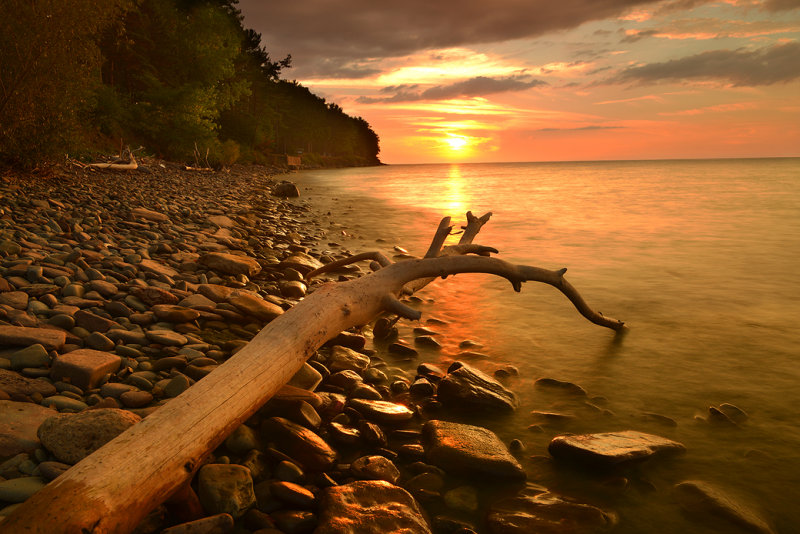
[{"x1": 291, "y1": 158, "x2": 800, "y2": 533}]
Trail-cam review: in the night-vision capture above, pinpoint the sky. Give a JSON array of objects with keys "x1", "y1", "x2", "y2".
[{"x1": 239, "y1": 0, "x2": 800, "y2": 164}]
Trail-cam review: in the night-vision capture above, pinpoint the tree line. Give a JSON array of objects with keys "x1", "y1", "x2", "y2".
[{"x1": 0, "y1": 0, "x2": 381, "y2": 168}]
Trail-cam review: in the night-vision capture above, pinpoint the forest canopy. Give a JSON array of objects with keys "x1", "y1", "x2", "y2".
[{"x1": 0, "y1": 0, "x2": 381, "y2": 168}]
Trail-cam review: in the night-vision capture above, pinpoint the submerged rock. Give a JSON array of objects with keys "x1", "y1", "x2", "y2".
[
  {"x1": 423, "y1": 420, "x2": 525, "y2": 479},
  {"x1": 548, "y1": 430, "x2": 685, "y2": 468},
  {"x1": 315, "y1": 480, "x2": 431, "y2": 534},
  {"x1": 674, "y1": 480, "x2": 774, "y2": 534},
  {"x1": 487, "y1": 486, "x2": 617, "y2": 534},
  {"x1": 437, "y1": 362, "x2": 517, "y2": 413}
]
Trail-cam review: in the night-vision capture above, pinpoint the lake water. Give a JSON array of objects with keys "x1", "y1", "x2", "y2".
[{"x1": 291, "y1": 159, "x2": 799, "y2": 533}]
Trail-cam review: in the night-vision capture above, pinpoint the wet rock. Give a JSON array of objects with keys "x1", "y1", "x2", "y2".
[
  {"x1": 487, "y1": 487, "x2": 617, "y2": 534},
  {"x1": 347, "y1": 398, "x2": 414, "y2": 423},
  {"x1": 228, "y1": 293, "x2": 283, "y2": 321},
  {"x1": 269, "y1": 480, "x2": 315, "y2": 508},
  {"x1": 423, "y1": 420, "x2": 525, "y2": 479},
  {"x1": 350, "y1": 455, "x2": 400, "y2": 484},
  {"x1": 708, "y1": 406, "x2": 738, "y2": 425},
  {"x1": 327, "y1": 345, "x2": 370, "y2": 373},
  {"x1": 315, "y1": 480, "x2": 432, "y2": 534},
  {"x1": 277, "y1": 253, "x2": 323, "y2": 275},
  {"x1": 437, "y1": 363, "x2": 517, "y2": 413},
  {"x1": 50, "y1": 349, "x2": 121, "y2": 390},
  {"x1": 200, "y1": 252, "x2": 262, "y2": 277},
  {"x1": 197, "y1": 464, "x2": 256, "y2": 519},
  {"x1": 38, "y1": 408, "x2": 141, "y2": 464},
  {"x1": 548, "y1": 430, "x2": 685, "y2": 467},
  {"x1": 261, "y1": 417, "x2": 336, "y2": 471},
  {"x1": 0, "y1": 400, "x2": 56, "y2": 456},
  {"x1": 0, "y1": 325, "x2": 66, "y2": 351},
  {"x1": 674, "y1": 480, "x2": 774, "y2": 534}
]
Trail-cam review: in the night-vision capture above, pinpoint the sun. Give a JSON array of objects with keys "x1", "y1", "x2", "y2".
[{"x1": 445, "y1": 135, "x2": 469, "y2": 151}]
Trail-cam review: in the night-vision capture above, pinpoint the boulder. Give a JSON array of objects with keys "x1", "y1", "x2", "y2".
[
  {"x1": 423, "y1": 420, "x2": 525, "y2": 480},
  {"x1": 272, "y1": 181, "x2": 300, "y2": 198},
  {"x1": 437, "y1": 362, "x2": 517, "y2": 412},
  {"x1": 38, "y1": 408, "x2": 141, "y2": 464},
  {"x1": 548, "y1": 430, "x2": 685, "y2": 467},
  {"x1": 315, "y1": 480, "x2": 431, "y2": 534}
]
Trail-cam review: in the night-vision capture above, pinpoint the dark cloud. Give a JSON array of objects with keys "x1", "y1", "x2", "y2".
[
  {"x1": 763, "y1": 0, "x2": 800, "y2": 11},
  {"x1": 613, "y1": 41, "x2": 800, "y2": 86},
  {"x1": 357, "y1": 76, "x2": 546, "y2": 103},
  {"x1": 238, "y1": 0, "x2": 657, "y2": 77}
]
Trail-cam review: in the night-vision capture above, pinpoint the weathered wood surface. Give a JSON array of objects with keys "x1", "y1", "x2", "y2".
[{"x1": 1, "y1": 213, "x2": 623, "y2": 533}]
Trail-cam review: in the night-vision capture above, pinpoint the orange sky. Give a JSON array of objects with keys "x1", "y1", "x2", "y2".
[{"x1": 240, "y1": 0, "x2": 800, "y2": 164}]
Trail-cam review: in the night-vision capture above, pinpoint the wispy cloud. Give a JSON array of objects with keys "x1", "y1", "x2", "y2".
[{"x1": 357, "y1": 75, "x2": 546, "y2": 103}]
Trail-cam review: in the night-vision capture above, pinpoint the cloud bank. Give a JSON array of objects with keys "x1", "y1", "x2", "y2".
[
  {"x1": 239, "y1": 0, "x2": 657, "y2": 77},
  {"x1": 614, "y1": 41, "x2": 800, "y2": 85}
]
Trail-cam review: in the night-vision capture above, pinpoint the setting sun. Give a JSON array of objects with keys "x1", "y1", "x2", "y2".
[{"x1": 445, "y1": 135, "x2": 469, "y2": 151}]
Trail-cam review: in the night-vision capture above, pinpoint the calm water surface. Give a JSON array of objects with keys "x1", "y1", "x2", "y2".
[{"x1": 293, "y1": 159, "x2": 799, "y2": 533}]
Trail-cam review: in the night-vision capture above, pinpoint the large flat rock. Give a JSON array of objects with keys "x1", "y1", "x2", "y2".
[
  {"x1": 423, "y1": 420, "x2": 525, "y2": 479},
  {"x1": 0, "y1": 401, "x2": 56, "y2": 456},
  {"x1": 50, "y1": 349, "x2": 122, "y2": 390},
  {"x1": 0, "y1": 369, "x2": 57, "y2": 398},
  {"x1": 548, "y1": 430, "x2": 685, "y2": 467},
  {"x1": 315, "y1": 480, "x2": 431, "y2": 534},
  {"x1": 0, "y1": 325, "x2": 65, "y2": 351}
]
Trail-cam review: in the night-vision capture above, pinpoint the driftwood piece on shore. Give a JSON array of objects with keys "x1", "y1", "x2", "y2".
[
  {"x1": 85, "y1": 148, "x2": 139, "y2": 171},
  {"x1": 2, "y1": 212, "x2": 623, "y2": 533}
]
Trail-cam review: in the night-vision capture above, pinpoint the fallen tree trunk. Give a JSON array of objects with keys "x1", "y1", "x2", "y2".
[{"x1": 2, "y1": 212, "x2": 623, "y2": 533}]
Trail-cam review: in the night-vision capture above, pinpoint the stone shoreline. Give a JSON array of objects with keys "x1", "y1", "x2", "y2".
[{"x1": 0, "y1": 162, "x2": 770, "y2": 534}]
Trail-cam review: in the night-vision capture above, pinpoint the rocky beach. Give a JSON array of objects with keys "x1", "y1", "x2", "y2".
[{"x1": 0, "y1": 162, "x2": 774, "y2": 534}]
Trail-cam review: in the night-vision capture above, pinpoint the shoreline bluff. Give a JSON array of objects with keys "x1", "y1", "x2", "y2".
[{"x1": 0, "y1": 161, "x2": 717, "y2": 534}]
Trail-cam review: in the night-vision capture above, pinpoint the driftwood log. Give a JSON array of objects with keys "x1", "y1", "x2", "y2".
[{"x1": 1, "y1": 212, "x2": 623, "y2": 533}]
